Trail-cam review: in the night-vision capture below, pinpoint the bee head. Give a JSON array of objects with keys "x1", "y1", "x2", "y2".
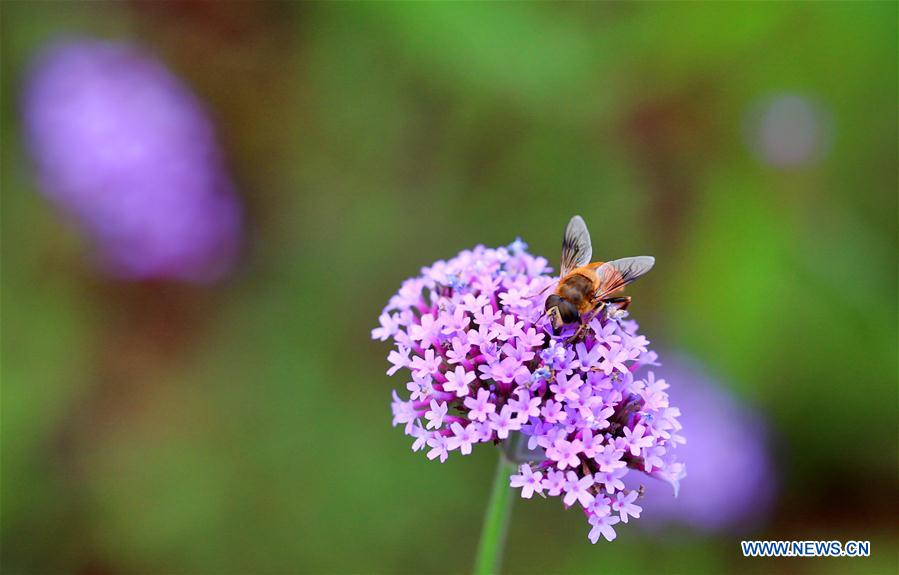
[{"x1": 545, "y1": 294, "x2": 579, "y2": 328}]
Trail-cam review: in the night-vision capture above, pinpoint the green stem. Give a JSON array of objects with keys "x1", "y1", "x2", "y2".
[{"x1": 473, "y1": 454, "x2": 518, "y2": 575}]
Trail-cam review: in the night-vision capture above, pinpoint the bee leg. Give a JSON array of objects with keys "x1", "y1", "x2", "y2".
[
  {"x1": 604, "y1": 296, "x2": 631, "y2": 311},
  {"x1": 566, "y1": 303, "x2": 606, "y2": 344},
  {"x1": 566, "y1": 323, "x2": 587, "y2": 345}
]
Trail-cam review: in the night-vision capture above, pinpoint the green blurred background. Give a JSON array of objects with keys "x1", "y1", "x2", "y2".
[{"x1": 2, "y1": 2, "x2": 897, "y2": 574}]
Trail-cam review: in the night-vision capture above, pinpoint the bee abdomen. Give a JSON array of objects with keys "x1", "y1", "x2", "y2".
[{"x1": 558, "y1": 273, "x2": 594, "y2": 307}]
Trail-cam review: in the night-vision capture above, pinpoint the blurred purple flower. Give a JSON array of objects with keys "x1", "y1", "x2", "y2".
[
  {"x1": 745, "y1": 93, "x2": 832, "y2": 169},
  {"x1": 22, "y1": 39, "x2": 242, "y2": 282},
  {"x1": 374, "y1": 241, "x2": 686, "y2": 543},
  {"x1": 627, "y1": 355, "x2": 777, "y2": 533}
]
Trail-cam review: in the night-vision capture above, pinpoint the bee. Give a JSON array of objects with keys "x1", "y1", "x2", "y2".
[{"x1": 544, "y1": 215, "x2": 655, "y2": 335}]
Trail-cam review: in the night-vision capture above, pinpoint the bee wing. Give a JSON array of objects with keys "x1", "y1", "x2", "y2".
[
  {"x1": 560, "y1": 215, "x2": 592, "y2": 277},
  {"x1": 592, "y1": 256, "x2": 655, "y2": 300}
]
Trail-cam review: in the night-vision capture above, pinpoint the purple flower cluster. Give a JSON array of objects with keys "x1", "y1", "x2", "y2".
[
  {"x1": 22, "y1": 39, "x2": 242, "y2": 282},
  {"x1": 373, "y1": 240, "x2": 685, "y2": 543}
]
